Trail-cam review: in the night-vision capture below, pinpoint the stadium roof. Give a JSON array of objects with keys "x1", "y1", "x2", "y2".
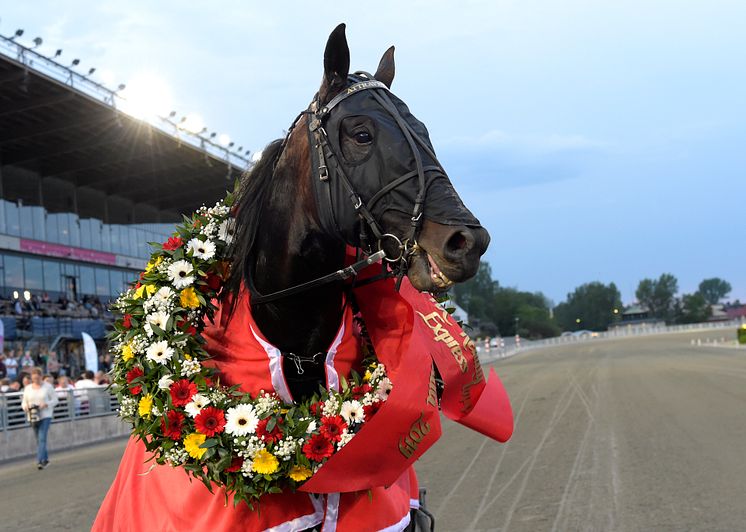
[{"x1": 0, "y1": 34, "x2": 250, "y2": 222}]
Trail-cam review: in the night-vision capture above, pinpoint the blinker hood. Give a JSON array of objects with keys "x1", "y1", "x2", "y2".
[{"x1": 309, "y1": 76, "x2": 482, "y2": 248}]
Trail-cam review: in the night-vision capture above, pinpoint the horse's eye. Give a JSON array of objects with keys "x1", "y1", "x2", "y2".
[{"x1": 353, "y1": 131, "x2": 372, "y2": 144}]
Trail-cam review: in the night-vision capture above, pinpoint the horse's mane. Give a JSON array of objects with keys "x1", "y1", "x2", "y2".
[{"x1": 224, "y1": 138, "x2": 284, "y2": 303}]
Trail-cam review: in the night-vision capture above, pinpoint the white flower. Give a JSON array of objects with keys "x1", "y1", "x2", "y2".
[
  {"x1": 225, "y1": 403, "x2": 259, "y2": 436},
  {"x1": 145, "y1": 286, "x2": 175, "y2": 312},
  {"x1": 337, "y1": 429, "x2": 354, "y2": 450},
  {"x1": 167, "y1": 260, "x2": 195, "y2": 289},
  {"x1": 185, "y1": 394, "x2": 211, "y2": 418},
  {"x1": 376, "y1": 377, "x2": 393, "y2": 402},
  {"x1": 218, "y1": 219, "x2": 235, "y2": 244},
  {"x1": 187, "y1": 238, "x2": 216, "y2": 261},
  {"x1": 305, "y1": 419, "x2": 317, "y2": 434},
  {"x1": 181, "y1": 359, "x2": 201, "y2": 377},
  {"x1": 146, "y1": 310, "x2": 170, "y2": 334},
  {"x1": 339, "y1": 400, "x2": 365, "y2": 424},
  {"x1": 158, "y1": 374, "x2": 174, "y2": 389},
  {"x1": 145, "y1": 340, "x2": 174, "y2": 365},
  {"x1": 200, "y1": 221, "x2": 217, "y2": 238}
]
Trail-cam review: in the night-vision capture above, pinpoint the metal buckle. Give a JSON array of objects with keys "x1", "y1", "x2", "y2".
[{"x1": 319, "y1": 165, "x2": 329, "y2": 181}]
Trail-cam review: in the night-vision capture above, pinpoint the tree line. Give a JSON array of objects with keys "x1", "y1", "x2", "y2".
[{"x1": 451, "y1": 262, "x2": 733, "y2": 339}]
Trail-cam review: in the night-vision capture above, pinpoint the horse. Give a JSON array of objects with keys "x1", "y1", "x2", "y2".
[{"x1": 94, "y1": 23, "x2": 494, "y2": 532}]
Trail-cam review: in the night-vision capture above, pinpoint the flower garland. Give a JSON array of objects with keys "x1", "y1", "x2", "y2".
[{"x1": 110, "y1": 192, "x2": 392, "y2": 506}]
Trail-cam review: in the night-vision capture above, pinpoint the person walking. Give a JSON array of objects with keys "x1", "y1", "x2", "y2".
[{"x1": 21, "y1": 367, "x2": 58, "y2": 469}]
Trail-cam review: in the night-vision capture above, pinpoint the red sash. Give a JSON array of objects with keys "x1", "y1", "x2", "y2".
[{"x1": 300, "y1": 268, "x2": 513, "y2": 493}]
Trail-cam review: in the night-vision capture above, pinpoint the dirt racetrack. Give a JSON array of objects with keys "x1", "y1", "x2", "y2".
[{"x1": 0, "y1": 329, "x2": 744, "y2": 531}]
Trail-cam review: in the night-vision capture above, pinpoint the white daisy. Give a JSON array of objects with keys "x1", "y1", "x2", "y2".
[
  {"x1": 376, "y1": 377, "x2": 393, "y2": 402},
  {"x1": 305, "y1": 419, "x2": 317, "y2": 434},
  {"x1": 147, "y1": 286, "x2": 175, "y2": 310},
  {"x1": 145, "y1": 340, "x2": 174, "y2": 365},
  {"x1": 225, "y1": 403, "x2": 259, "y2": 436},
  {"x1": 218, "y1": 219, "x2": 235, "y2": 244},
  {"x1": 185, "y1": 394, "x2": 211, "y2": 418},
  {"x1": 339, "y1": 400, "x2": 365, "y2": 424},
  {"x1": 158, "y1": 374, "x2": 174, "y2": 389},
  {"x1": 167, "y1": 260, "x2": 195, "y2": 289},
  {"x1": 187, "y1": 238, "x2": 216, "y2": 261},
  {"x1": 146, "y1": 310, "x2": 170, "y2": 333}
]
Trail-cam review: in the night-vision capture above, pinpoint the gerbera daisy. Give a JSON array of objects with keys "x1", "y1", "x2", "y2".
[
  {"x1": 149, "y1": 286, "x2": 174, "y2": 308},
  {"x1": 187, "y1": 238, "x2": 216, "y2": 261},
  {"x1": 376, "y1": 377, "x2": 393, "y2": 401},
  {"x1": 256, "y1": 417, "x2": 283, "y2": 443},
  {"x1": 126, "y1": 367, "x2": 144, "y2": 395},
  {"x1": 320, "y1": 415, "x2": 347, "y2": 442},
  {"x1": 185, "y1": 393, "x2": 210, "y2": 417},
  {"x1": 161, "y1": 410, "x2": 186, "y2": 440},
  {"x1": 158, "y1": 374, "x2": 174, "y2": 390},
  {"x1": 288, "y1": 465, "x2": 313, "y2": 482},
  {"x1": 252, "y1": 449, "x2": 279, "y2": 475},
  {"x1": 183, "y1": 433, "x2": 207, "y2": 460},
  {"x1": 363, "y1": 401, "x2": 382, "y2": 419},
  {"x1": 225, "y1": 457, "x2": 243, "y2": 473},
  {"x1": 351, "y1": 384, "x2": 372, "y2": 400},
  {"x1": 302, "y1": 434, "x2": 334, "y2": 462},
  {"x1": 162, "y1": 236, "x2": 183, "y2": 251},
  {"x1": 225, "y1": 403, "x2": 259, "y2": 436},
  {"x1": 218, "y1": 219, "x2": 235, "y2": 244},
  {"x1": 145, "y1": 340, "x2": 174, "y2": 365},
  {"x1": 146, "y1": 310, "x2": 170, "y2": 333},
  {"x1": 167, "y1": 260, "x2": 195, "y2": 289},
  {"x1": 339, "y1": 400, "x2": 365, "y2": 424},
  {"x1": 194, "y1": 406, "x2": 226, "y2": 437},
  {"x1": 170, "y1": 379, "x2": 198, "y2": 407}
]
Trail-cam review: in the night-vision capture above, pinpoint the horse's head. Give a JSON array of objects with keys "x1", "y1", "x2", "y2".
[{"x1": 309, "y1": 24, "x2": 490, "y2": 293}]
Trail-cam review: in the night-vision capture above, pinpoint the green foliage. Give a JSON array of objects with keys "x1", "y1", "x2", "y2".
[
  {"x1": 676, "y1": 292, "x2": 712, "y2": 324},
  {"x1": 635, "y1": 273, "x2": 678, "y2": 322},
  {"x1": 553, "y1": 282, "x2": 622, "y2": 332},
  {"x1": 698, "y1": 278, "x2": 732, "y2": 305},
  {"x1": 737, "y1": 326, "x2": 746, "y2": 345}
]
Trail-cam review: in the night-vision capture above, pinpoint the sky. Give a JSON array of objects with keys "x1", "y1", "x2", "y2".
[{"x1": 2, "y1": 1, "x2": 744, "y2": 305}]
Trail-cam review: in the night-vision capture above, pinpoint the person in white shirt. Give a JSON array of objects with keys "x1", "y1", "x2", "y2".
[
  {"x1": 21, "y1": 368, "x2": 58, "y2": 469},
  {"x1": 5, "y1": 353, "x2": 18, "y2": 380}
]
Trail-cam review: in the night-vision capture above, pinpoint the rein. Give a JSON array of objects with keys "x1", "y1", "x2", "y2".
[{"x1": 251, "y1": 73, "x2": 439, "y2": 305}]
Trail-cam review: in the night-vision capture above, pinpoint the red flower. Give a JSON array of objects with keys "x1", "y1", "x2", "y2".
[
  {"x1": 161, "y1": 410, "x2": 185, "y2": 440},
  {"x1": 302, "y1": 434, "x2": 334, "y2": 461},
  {"x1": 319, "y1": 415, "x2": 347, "y2": 442},
  {"x1": 163, "y1": 236, "x2": 183, "y2": 251},
  {"x1": 364, "y1": 401, "x2": 382, "y2": 419},
  {"x1": 170, "y1": 379, "x2": 197, "y2": 407},
  {"x1": 176, "y1": 319, "x2": 198, "y2": 336},
  {"x1": 256, "y1": 417, "x2": 283, "y2": 443},
  {"x1": 225, "y1": 457, "x2": 243, "y2": 473},
  {"x1": 122, "y1": 314, "x2": 132, "y2": 329},
  {"x1": 351, "y1": 384, "x2": 372, "y2": 400},
  {"x1": 194, "y1": 406, "x2": 226, "y2": 437},
  {"x1": 309, "y1": 401, "x2": 323, "y2": 417},
  {"x1": 206, "y1": 272, "x2": 222, "y2": 291},
  {"x1": 126, "y1": 367, "x2": 144, "y2": 395}
]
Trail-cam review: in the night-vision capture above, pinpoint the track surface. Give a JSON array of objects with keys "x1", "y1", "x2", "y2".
[{"x1": 0, "y1": 330, "x2": 744, "y2": 531}]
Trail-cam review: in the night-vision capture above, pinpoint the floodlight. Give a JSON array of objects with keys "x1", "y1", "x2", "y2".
[
  {"x1": 11, "y1": 29, "x2": 24, "y2": 40},
  {"x1": 218, "y1": 133, "x2": 231, "y2": 147},
  {"x1": 71, "y1": 58, "x2": 80, "y2": 67},
  {"x1": 228, "y1": 142, "x2": 235, "y2": 148},
  {"x1": 169, "y1": 111, "x2": 176, "y2": 117},
  {"x1": 117, "y1": 83, "x2": 126, "y2": 91},
  {"x1": 12, "y1": 290, "x2": 19, "y2": 300},
  {"x1": 32, "y1": 37, "x2": 43, "y2": 48},
  {"x1": 23, "y1": 290, "x2": 31, "y2": 301},
  {"x1": 88, "y1": 67, "x2": 96, "y2": 75},
  {"x1": 54, "y1": 49, "x2": 62, "y2": 58},
  {"x1": 180, "y1": 114, "x2": 205, "y2": 134},
  {"x1": 210, "y1": 132, "x2": 216, "y2": 138}
]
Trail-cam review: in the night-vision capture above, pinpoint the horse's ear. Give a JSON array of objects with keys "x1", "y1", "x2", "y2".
[
  {"x1": 320, "y1": 23, "x2": 350, "y2": 105},
  {"x1": 374, "y1": 46, "x2": 395, "y2": 89}
]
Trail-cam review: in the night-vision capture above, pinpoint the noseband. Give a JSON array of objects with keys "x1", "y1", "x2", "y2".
[{"x1": 251, "y1": 73, "x2": 446, "y2": 305}]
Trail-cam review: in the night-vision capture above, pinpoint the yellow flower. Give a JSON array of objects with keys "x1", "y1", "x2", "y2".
[
  {"x1": 133, "y1": 285, "x2": 147, "y2": 299},
  {"x1": 145, "y1": 256, "x2": 163, "y2": 273},
  {"x1": 252, "y1": 449, "x2": 279, "y2": 475},
  {"x1": 184, "y1": 433, "x2": 207, "y2": 460},
  {"x1": 288, "y1": 465, "x2": 312, "y2": 482},
  {"x1": 138, "y1": 394, "x2": 153, "y2": 418},
  {"x1": 121, "y1": 344, "x2": 134, "y2": 361},
  {"x1": 180, "y1": 287, "x2": 200, "y2": 309},
  {"x1": 145, "y1": 284, "x2": 157, "y2": 296},
  {"x1": 363, "y1": 370, "x2": 372, "y2": 383}
]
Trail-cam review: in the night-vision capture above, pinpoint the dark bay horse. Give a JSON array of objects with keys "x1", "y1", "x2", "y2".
[{"x1": 226, "y1": 24, "x2": 490, "y2": 401}]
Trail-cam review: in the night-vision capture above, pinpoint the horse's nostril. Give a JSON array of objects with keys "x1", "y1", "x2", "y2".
[{"x1": 445, "y1": 230, "x2": 473, "y2": 258}]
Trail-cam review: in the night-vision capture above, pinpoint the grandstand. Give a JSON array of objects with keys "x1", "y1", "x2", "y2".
[{"x1": 0, "y1": 29, "x2": 248, "y2": 373}]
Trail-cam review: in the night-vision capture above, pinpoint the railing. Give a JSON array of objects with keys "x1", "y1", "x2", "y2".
[
  {"x1": 0, "y1": 386, "x2": 119, "y2": 431},
  {"x1": 480, "y1": 318, "x2": 746, "y2": 361}
]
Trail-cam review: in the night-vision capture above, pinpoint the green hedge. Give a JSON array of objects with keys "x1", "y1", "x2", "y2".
[{"x1": 738, "y1": 326, "x2": 746, "y2": 345}]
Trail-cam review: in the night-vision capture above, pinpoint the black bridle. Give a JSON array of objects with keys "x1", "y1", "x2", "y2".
[{"x1": 251, "y1": 73, "x2": 446, "y2": 305}]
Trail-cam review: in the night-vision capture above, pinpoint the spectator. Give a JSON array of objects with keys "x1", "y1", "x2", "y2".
[
  {"x1": 0, "y1": 377, "x2": 10, "y2": 392},
  {"x1": 0, "y1": 354, "x2": 6, "y2": 379},
  {"x1": 46, "y1": 351, "x2": 61, "y2": 378},
  {"x1": 21, "y1": 367, "x2": 58, "y2": 470},
  {"x1": 75, "y1": 370, "x2": 97, "y2": 414},
  {"x1": 20, "y1": 351, "x2": 35, "y2": 370},
  {"x1": 43, "y1": 374, "x2": 55, "y2": 386},
  {"x1": 94, "y1": 370, "x2": 111, "y2": 386},
  {"x1": 5, "y1": 351, "x2": 18, "y2": 380},
  {"x1": 9, "y1": 381, "x2": 21, "y2": 392},
  {"x1": 41, "y1": 292, "x2": 50, "y2": 303},
  {"x1": 55, "y1": 375, "x2": 77, "y2": 413},
  {"x1": 14, "y1": 298, "x2": 23, "y2": 315}
]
